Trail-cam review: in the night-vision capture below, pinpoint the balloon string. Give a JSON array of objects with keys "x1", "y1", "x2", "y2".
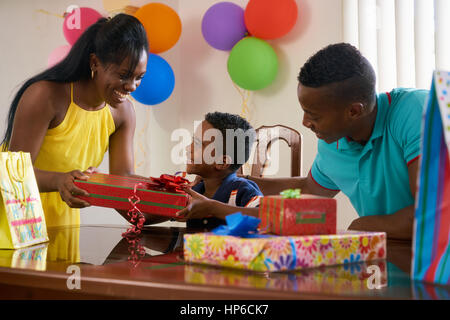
[
  {"x1": 233, "y1": 82, "x2": 252, "y2": 120},
  {"x1": 232, "y1": 83, "x2": 254, "y2": 175}
]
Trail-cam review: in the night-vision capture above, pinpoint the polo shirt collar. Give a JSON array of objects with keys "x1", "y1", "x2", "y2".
[
  {"x1": 335, "y1": 92, "x2": 390, "y2": 152},
  {"x1": 194, "y1": 172, "x2": 237, "y2": 200}
]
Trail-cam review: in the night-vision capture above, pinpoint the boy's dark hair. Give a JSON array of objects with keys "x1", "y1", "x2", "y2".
[
  {"x1": 298, "y1": 42, "x2": 376, "y2": 106},
  {"x1": 205, "y1": 112, "x2": 256, "y2": 172}
]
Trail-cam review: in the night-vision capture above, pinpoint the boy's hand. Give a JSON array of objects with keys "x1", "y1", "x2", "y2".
[
  {"x1": 176, "y1": 187, "x2": 214, "y2": 221},
  {"x1": 188, "y1": 175, "x2": 203, "y2": 188}
]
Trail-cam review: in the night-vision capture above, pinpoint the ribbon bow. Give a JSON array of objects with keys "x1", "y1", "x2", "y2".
[
  {"x1": 150, "y1": 173, "x2": 190, "y2": 193},
  {"x1": 280, "y1": 188, "x2": 302, "y2": 199},
  {"x1": 212, "y1": 212, "x2": 270, "y2": 238}
]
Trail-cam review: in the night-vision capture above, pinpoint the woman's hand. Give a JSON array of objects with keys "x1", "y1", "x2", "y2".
[
  {"x1": 84, "y1": 166, "x2": 99, "y2": 174},
  {"x1": 55, "y1": 170, "x2": 92, "y2": 208}
]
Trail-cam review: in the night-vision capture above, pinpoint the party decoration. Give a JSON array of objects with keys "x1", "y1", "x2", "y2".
[
  {"x1": 131, "y1": 53, "x2": 175, "y2": 105},
  {"x1": 244, "y1": 0, "x2": 298, "y2": 40},
  {"x1": 201, "y1": 2, "x2": 247, "y2": 51},
  {"x1": 134, "y1": 3, "x2": 182, "y2": 54},
  {"x1": 212, "y1": 212, "x2": 266, "y2": 238},
  {"x1": 280, "y1": 188, "x2": 301, "y2": 199},
  {"x1": 227, "y1": 37, "x2": 278, "y2": 90},
  {"x1": 102, "y1": 0, "x2": 130, "y2": 14},
  {"x1": 47, "y1": 45, "x2": 71, "y2": 68},
  {"x1": 63, "y1": 7, "x2": 103, "y2": 45}
]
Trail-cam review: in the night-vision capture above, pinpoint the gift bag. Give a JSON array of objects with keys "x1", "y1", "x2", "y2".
[
  {"x1": 0, "y1": 152, "x2": 49, "y2": 249},
  {"x1": 412, "y1": 71, "x2": 450, "y2": 285}
]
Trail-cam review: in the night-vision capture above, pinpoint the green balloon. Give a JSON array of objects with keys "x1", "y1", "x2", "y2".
[{"x1": 227, "y1": 37, "x2": 278, "y2": 91}]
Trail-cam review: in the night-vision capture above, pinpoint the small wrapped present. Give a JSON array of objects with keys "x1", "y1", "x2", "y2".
[
  {"x1": 74, "y1": 173, "x2": 189, "y2": 218},
  {"x1": 183, "y1": 213, "x2": 386, "y2": 272},
  {"x1": 259, "y1": 189, "x2": 337, "y2": 235}
]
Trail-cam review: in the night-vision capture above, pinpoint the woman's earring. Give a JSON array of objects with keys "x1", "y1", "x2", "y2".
[{"x1": 91, "y1": 69, "x2": 95, "y2": 79}]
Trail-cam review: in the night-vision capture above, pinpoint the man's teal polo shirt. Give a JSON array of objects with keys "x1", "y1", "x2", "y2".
[{"x1": 310, "y1": 88, "x2": 429, "y2": 216}]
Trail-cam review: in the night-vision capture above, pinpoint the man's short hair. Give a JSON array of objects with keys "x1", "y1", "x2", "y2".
[
  {"x1": 205, "y1": 112, "x2": 256, "y2": 171},
  {"x1": 298, "y1": 43, "x2": 377, "y2": 106}
]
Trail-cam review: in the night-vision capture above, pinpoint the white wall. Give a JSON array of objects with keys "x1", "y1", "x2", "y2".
[{"x1": 0, "y1": 0, "x2": 358, "y2": 230}]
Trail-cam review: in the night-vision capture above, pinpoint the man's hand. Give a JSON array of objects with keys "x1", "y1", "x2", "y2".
[
  {"x1": 348, "y1": 205, "x2": 414, "y2": 240},
  {"x1": 175, "y1": 187, "x2": 214, "y2": 222}
]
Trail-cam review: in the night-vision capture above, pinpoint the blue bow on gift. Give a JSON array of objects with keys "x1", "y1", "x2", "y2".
[{"x1": 212, "y1": 212, "x2": 271, "y2": 238}]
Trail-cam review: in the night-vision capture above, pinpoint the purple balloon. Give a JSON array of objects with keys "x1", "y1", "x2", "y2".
[{"x1": 202, "y1": 2, "x2": 247, "y2": 51}]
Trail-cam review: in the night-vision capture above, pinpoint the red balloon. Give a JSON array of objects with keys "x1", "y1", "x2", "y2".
[{"x1": 244, "y1": 0, "x2": 298, "y2": 40}]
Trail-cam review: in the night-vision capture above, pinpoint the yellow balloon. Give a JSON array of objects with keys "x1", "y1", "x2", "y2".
[
  {"x1": 134, "y1": 3, "x2": 182, "y2": 54},
  {"x1": 102, "y1": 0, "x2": 130, "y2": 14}
]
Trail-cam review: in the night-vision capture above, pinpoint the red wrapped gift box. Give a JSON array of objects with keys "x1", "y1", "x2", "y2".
[
  {"x1": 259, "y1": 194, "x2": 336, "y2": 236},
  {"x1": 74, "y1": 173, "x2": 189, "y2": 218}
]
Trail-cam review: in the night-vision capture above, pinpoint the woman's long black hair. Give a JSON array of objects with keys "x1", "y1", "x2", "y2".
[{"x1": 2, "y1": 13, "x2": 149, "y2": 150}]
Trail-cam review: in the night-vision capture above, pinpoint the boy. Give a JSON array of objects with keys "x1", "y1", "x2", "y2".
[{"x1": 176, "y1": 112, "x2": 263, "y2": 229}]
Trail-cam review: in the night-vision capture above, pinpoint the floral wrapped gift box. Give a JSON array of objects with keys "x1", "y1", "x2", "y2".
[{"x1": 184, "y1": 230, "x2": 386, "y2": 272}]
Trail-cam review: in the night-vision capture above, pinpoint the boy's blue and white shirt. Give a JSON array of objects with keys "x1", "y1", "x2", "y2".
[
  {"x1": 187, "y1": 172, "x2": 263, "y2": 229},
  {"x1": 192, "y1": 172, "x2": 262, "y2": 208}
]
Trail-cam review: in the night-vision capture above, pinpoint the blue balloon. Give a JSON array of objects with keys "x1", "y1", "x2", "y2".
[{"x1": 131, "y1": 53, "x2": 175, "y2": 105}]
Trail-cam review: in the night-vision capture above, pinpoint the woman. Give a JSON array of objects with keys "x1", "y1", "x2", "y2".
[{"x1": 1, "y1": 14, "x2": 150, "y2": 227}]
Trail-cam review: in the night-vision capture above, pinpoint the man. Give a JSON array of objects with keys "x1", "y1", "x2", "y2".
[{"x1": 179, "y1": 43, "x2": 428, "y2": 240}]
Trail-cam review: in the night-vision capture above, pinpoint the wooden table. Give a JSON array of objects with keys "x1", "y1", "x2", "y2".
[{"x1": 0, "y1": 224, "x2": 448, "y2": 301}]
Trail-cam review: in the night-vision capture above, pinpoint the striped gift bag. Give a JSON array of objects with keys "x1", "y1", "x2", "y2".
[{"x1": 412, "y1": 70, "x2": 450, "y2": 285}]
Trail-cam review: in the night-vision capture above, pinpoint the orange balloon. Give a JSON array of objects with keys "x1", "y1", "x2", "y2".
[{"x1": 134, "y1": 3, "x2": 182, "y2": 54}]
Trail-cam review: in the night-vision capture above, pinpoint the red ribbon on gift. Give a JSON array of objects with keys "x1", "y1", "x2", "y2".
[
  {"x1": 149, "y1": 173, "x2": 189, "y2": 193},
  {"x1": 121, "y1": 172, "x2": 189, "y2": 267},
  {"x1": 122, "y1": 182, "x2": 147, "y2": 267}
]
